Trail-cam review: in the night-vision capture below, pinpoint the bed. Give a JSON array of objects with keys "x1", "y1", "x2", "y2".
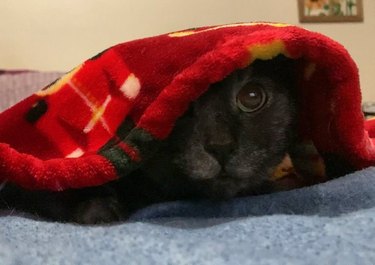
[{"x1": 1, "y1": 70, "x2": 375, "y2": 264}]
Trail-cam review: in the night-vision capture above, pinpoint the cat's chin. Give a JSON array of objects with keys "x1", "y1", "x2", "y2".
[
  {"x1": 191, "y1": 172, "x2": 277, "y2": 200},
  {"x1": 191, "y1": 177, "x2": 250, "y2": 200}
]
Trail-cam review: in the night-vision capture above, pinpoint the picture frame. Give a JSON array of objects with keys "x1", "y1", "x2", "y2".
[{"x1": 298, "y1": 0, "x2": 364, "y2": 23}]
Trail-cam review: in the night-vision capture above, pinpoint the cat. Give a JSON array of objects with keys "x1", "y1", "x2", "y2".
[{"x1": 0, "y1": 55, "x2": 297, "y2": 224}]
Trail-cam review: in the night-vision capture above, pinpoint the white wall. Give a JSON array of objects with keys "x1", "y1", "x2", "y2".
[{"x1": 1, "y1": 0, "x2": 374, "y2": 100}]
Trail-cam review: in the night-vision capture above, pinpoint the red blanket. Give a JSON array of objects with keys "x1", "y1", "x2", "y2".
[{"x1": 0, "y1": 22, "x2": 373, "y2": 191}]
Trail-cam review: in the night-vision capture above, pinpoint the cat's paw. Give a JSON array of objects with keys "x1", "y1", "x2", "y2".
[{"x1": 73, "y1": 197, "x2": 125, "y2": 224}]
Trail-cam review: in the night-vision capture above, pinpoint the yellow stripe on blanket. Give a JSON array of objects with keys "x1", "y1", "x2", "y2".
[{"x1": 36, "y1": 64, "x2": 83, "y2": 96}]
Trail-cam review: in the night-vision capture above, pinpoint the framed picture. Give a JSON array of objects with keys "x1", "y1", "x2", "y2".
[{"x1": 298, "y1": 0, "x2": 364, "y2": 23}]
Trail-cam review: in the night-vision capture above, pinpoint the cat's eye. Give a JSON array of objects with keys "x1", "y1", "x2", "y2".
[{"x1": 236, "y1": 83, "x2": 267, "y2": 113}]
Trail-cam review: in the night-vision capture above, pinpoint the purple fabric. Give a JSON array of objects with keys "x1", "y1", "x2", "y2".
[{"x1": 0, "y1": 70, "x2": 62, "y2": 112}]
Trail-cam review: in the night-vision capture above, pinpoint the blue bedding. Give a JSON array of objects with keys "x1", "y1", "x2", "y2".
[{"x1": 1, "y1": 167, "x2": 375, "y2": 265}]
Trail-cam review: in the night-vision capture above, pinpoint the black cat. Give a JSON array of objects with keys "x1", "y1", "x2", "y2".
[{"x1": 0, "y1": 55, "x2": 297, "y2": 224}]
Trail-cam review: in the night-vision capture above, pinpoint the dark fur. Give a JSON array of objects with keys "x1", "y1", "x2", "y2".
[{"x1": 0, "y1": 55, "x2": 297, "y2": 224}]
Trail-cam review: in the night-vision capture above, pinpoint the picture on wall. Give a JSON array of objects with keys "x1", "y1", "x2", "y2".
[{"x1": 298, "y1": 0, "x2": 363, "y2": 22}]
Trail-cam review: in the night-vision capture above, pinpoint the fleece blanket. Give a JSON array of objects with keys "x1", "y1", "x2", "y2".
[
  {"x1": 1, "y1": 71, "x2": 375, "y2": 264},
  {"x1": 0, "y1": 22, "x2": 375, "y2": 191}
]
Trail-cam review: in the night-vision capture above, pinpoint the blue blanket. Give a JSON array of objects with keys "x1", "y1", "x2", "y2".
[{"x1": 1, "y1": 167, "x2": 375, "y2": 265}]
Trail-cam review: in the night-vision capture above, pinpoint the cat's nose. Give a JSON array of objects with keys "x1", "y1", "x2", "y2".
[{"x1": 205, "y1": 138, "x2": 235, "y2": 164}]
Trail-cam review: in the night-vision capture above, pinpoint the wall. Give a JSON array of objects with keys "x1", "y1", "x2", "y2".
[{"x1": 1, "y1": 0, "x2": 374, "y2": 100}]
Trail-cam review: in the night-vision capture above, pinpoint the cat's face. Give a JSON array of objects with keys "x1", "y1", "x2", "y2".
[{"x1": 167, "y1": 56, "x2": 297, "y2": 199}]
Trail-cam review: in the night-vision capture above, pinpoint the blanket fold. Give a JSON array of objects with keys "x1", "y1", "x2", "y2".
[{"x1": 0, "y1": 22, "x2": 374, "y2": 191}]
